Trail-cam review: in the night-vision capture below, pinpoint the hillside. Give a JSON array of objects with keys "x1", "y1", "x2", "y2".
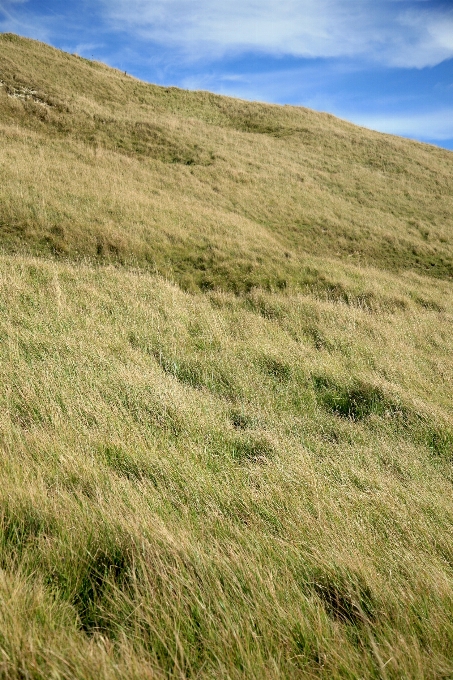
[
  {"x1": 0, "y1": 32, "x2": 453, "y2": 679},
  {"x1": 1, "y1": 33, "x2": 453, "y2": 293}
]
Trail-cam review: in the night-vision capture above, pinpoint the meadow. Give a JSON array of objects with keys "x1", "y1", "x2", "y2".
[{"x1": 0, "y1": 32, "x2": 453, "y2": 679}]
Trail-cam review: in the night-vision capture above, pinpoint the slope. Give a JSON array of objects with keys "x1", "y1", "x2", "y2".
[
  {"x1": 0, "y1": 33, "x2": 453, "y2": 680},
  {"x1": 1, "y1": 32, "x2": 452, "y2": 293}
]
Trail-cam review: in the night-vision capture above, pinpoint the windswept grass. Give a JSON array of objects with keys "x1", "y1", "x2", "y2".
[
  {"x1": 1, "y1": 33, "x2": 452, "y2": 293},
  {"x1": 0, "y1": 255, "x2": 452, "y2": 678},
  {"x1": 0, "y1": 32, "x2": 453, "y2": 679}
]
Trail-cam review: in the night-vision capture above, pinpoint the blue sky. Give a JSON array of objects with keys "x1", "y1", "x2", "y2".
[{"x1": 1, "y1": 0, "x2": 452, "y2": 149}]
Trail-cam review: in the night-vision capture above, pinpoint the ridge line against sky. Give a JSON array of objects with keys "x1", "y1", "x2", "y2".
[{"x1": 1, "y1": 0, "x2": 452, "y2": 149}]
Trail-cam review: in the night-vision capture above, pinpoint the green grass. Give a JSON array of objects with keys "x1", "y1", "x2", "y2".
[{"x1": 0, "y1": 32, "x2": 453, "y2": 679}]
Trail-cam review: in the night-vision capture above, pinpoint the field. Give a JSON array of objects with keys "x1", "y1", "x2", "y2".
[{"x1": 1, "y1": 32, "x2": 453, "y2": 679}]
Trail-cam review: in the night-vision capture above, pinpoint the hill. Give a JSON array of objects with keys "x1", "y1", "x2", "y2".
[{"x1": 0, "y1": 32, "x2": 452, "y2": 679}]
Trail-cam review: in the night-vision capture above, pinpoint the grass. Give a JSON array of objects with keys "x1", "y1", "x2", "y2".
[
  {"x1": 0, "y1": 32, "x2": 453, "y2": 679},
  {"x1": 1, "y1": 32, "x2": 453, "y2": 294}
]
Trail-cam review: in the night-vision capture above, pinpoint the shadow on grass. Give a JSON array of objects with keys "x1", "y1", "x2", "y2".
[
  {"x1": 312, "y1": 376, "x2": 399, "y2": 421},
  {"x1": 311, "y1": 566, "x2": 376, "y2": 625}
]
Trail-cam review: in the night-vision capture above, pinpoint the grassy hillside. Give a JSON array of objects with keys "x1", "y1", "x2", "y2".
[
  {"x1": 1, "y1": 32, "x2": 453, "y2": 294},
  {"x1": 0, "y1": 32, "x2": 453, "y2": 679}
]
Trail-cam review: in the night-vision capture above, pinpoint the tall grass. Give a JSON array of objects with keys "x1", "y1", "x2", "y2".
[
  {"x1": 0, "y1": 32, "x2": 453, "y2": 679},
  {"x1": 1, "y1": 255, "x2": 452, "y2": 678}
]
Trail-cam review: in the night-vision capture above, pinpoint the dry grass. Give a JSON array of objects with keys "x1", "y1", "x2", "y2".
[
  {"x1": 0, "y1": 32, "x2": 453, "y2": 679},
  {"x1": 1, "y1": 33, "x2": 452, "y2": 293}
]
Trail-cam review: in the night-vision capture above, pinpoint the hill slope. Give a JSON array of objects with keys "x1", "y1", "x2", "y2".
[
  {"x1": 1, "y1": 32, "x2": 453, "y2": 293},
  {"x1": 0, "y1": 33, "x2": 453, "y2": 679}
]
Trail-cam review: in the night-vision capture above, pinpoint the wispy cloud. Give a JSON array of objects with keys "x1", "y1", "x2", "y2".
[
  {"x1": 101, "y1": 0, "x2": 453, "y2": 68},
  {"x1": 0, "y1": 0, "x2": 51, "y2": 41},
  {"x1": 352, "y1": 108, "x2": 453, "y2": 141}
]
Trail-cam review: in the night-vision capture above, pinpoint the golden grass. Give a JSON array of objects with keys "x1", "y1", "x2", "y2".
[
  {"x1": 1, "y1": 254, "x2": 452, "y2": 678},
  {"x1": 0, "y1": 32, "x2": 453, "y2": 679},
  {"x1": 1, "y1": 32, "x2": 452, "y2": 293}
]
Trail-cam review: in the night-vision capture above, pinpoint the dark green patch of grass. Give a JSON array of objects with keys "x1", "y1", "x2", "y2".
[
  {"x1": 425, "y1": 428, "x2": 453, "y2": 462},
  {"x1": 100, "y1": 444, "x2": 148, "y2": 481},
  {"x1": 66, "y1": 538, "x2": 133, "y2": 633},
  {"x1": 0, "y1": 502, "x2": 54, "y2": 565},
  {"x1": 223, "y1": 433, "x2": 275, "y2": 464},
  {"x1": 244, "y1": 294, "x2": 286, "y2": 320},
  {"x1": 311, "y1": 567, "x2": 376, "y2": 625},
  {"x1": 115, "y1": 386, "x2": 182, "y2": 436},
  {"x1": 410, "y1": 294, "x2": 445, "y2": 312},
  {"x1": 313, "y1": 376, "x2": 398, "y2": 421},
  {"x1": 60, "y1": 471, "x2": 98, "y2": 500},
  {"x1": 303, "y1": 325, "x2": 333, "y2": 351},
  {"x1": 291, "y1": 623, "x2": 325, "y2": 670},
  {"x1": 9, "y1": 391, "x2": 49, "y2": 429},
  {"x1": 260, "y1": 356, "x2": 292, "y2": 383},
  {"x1": 302, "y1": 274, "x2": 407, "y2": 312},
  {"x1": 368, "y1": 238, "x2": 453, "y2": 282},
  {"x1": 153, "y1": 349, "x2": 238, "y2": 399},
  {"x1": 230, "y1": 410, "x2": 254, "y2": 430}
]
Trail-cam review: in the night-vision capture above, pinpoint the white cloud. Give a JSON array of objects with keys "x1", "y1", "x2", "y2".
[
  {"x1": 0, "y1": 0, "x2": 51, "y2": 41},
  {"x1": 351, "y1": 108, "x2": 453, "y2": 141},
  {"x1": 101, "y1": 0, "x2": 453, "y2": 68}
]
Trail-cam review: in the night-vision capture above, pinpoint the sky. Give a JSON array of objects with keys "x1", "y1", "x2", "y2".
[{"x1": 1, "y1": 0, "x2": 452, "y2": 150}]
